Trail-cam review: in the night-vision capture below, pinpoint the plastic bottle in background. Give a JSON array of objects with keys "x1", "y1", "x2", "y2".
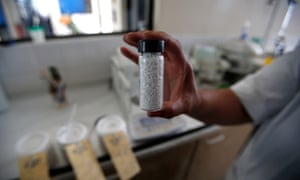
[
  {"x1": 29, "y1": 15, "x2": 45, "y2": 43},
  {"x1": 138, "y1": 40, "x2": 165, "y2": 111},
  {"x1": 240, "y1": 21, "x2": 251, "y2": 40},
  {"x1": 274, "y1": 35, "x2": 285, "y2": 56}
]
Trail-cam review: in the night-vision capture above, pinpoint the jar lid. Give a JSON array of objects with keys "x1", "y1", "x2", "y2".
[
  {"x1": 138, "y1": 40, "x2": 165, "y2": 53},
  {"x1": 96, "y1": 115, "x2": 127, "y2": 136},
  {"x1": 56, "y1": 122, "x2": 88, "y2": 145},
  {"x1": 16, "y1": 132, "x2": 50, "y2": 156}
]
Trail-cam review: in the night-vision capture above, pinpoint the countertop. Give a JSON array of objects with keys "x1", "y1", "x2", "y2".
[{"x1": 0, "y1": 83, "x2": 218, "y2": 179}]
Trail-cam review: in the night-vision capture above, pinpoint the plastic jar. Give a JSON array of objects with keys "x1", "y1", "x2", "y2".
[
  {"x1": 15, "y1": 131, "x2": 55, "y2": 167},
  {"x1": 138, "y1": 40, "x2": 165, "y2": 111},
  {"x1": 56, "y1": 122, "x2": 88, "y2": 161},
  {"x1": 95, "y1": 115, "x2": 127, "y2": 152}
]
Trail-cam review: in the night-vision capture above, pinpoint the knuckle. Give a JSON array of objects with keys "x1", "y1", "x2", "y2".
[{"x1": 174, "y1": 39, "x2": 182, "y2": 48}]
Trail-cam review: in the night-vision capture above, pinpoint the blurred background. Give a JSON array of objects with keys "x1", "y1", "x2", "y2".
[
  {"x1": 0, "y1": 0, "x2": 299, "y2": 48},
  {"x1": 0, "y1": 0, "x2": 299, "y2": 180}
]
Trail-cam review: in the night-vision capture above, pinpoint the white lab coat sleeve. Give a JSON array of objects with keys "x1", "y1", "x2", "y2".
[{"x1": 230, "y1": 49, "x2": 300, "y2": 125}]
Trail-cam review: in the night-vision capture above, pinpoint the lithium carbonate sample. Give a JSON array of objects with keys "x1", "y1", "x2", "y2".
[{"x1": 138, "y1": 40, "x2": 165, "y2": 111}]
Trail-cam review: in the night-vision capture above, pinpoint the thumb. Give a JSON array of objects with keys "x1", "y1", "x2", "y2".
[{"x1": 148, "y1": 100, "x2": 184, "y2": 118}]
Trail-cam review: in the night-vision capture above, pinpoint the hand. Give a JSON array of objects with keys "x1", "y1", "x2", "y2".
[{"x1": 121, "y1": 31, "x2": 200, "y2": 118}]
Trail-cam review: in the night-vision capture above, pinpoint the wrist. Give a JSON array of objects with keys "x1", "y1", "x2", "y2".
[{"x1": 185, "y1": 90, "x2": 202, "y2": 117}]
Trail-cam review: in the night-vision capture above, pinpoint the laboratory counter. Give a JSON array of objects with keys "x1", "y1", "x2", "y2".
[{"x1": 0, "y1": 82, "x2": 220, "y2": 179}]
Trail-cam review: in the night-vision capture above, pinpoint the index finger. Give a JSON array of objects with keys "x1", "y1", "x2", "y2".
[{"x1": 123, "y1": 31, "x2": 145, "y2": 47}]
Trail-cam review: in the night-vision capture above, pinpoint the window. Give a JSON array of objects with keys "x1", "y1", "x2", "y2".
[
  {"x1": 0, "y1": 0, "x2": 153, "y2": 41},
  {"x1": 0, "y1": 1, "x2": 9, "y2": 41}
]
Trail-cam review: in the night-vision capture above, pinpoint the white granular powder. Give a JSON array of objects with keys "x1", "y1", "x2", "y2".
[{"x1": 139, "y1": 53, "x2": 164, "y2": 111}]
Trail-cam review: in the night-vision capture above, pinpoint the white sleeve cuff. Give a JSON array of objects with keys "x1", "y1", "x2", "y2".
[{"x1": 230, "y1": 75, "x2": 265, "y2": 126}]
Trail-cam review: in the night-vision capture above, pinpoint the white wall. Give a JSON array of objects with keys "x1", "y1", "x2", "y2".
[{"x1": 154, "y1": 0, "x2": 300, "y2": 49}]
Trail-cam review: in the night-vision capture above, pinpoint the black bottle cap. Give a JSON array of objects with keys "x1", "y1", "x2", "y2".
[{"x1": 138, "y1": 40, "x2": 165, "y2": 53}]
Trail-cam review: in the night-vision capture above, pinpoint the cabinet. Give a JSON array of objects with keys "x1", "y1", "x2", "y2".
[
  {"x1": 106, "y1": 124, "x2": 252, "y2": 180},
  {"x1": 187, "y1": 123, "x2": 253, "y2": 180},
  {"x1": 131, "y1": 123, "x2": 253, "y2": 180},
  {"x1": 103, "y1": 124, "x2": 252, "y2": 180},
  {"x1": 133, "y1": 142, "x2": 196, "y2": 180}
]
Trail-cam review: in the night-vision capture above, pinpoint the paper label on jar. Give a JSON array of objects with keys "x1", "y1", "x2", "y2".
[
  {"x1": 65, "y1": 140, "x2": 105, "y2": 180},
  {"x1": 102, "y1": 131, "x2": 141, "y2": 180},
  {"x1": 18, "y1": 151, "x2": 50, "y2": 180}
]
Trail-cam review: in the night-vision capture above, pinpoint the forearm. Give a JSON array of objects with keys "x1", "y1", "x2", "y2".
[{"x1": 188, "y1": 89, "x2": 253, "y2": 125}]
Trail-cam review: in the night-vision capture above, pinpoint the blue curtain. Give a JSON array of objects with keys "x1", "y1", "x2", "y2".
[{"x1": 59, "y1": 0, "x2": 86, "y2": 14}]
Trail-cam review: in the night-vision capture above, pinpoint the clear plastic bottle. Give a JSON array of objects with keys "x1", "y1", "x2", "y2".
[{"x1": 138, "y1": 40, "x2": 165, "y2": 111}]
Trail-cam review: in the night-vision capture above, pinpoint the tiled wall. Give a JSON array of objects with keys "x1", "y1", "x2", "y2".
[
  {"x1": 0, "y1": 35, "x2": 125, "y2": 98},
  {"x1": 0, "y1": 34, "x2": 228, "y2": 98}
]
